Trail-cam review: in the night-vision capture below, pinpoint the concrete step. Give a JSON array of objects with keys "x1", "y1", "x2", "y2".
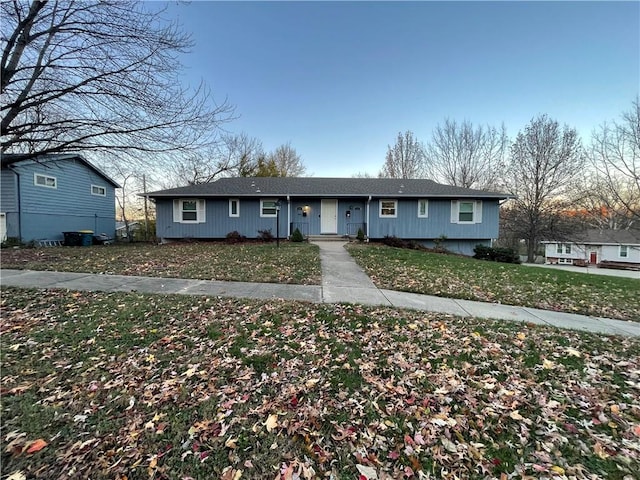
[{"x1": 307, "y1": 234, "x2": 350, "y2": 242}]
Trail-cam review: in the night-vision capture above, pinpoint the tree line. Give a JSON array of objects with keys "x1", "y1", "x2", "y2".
[{"x1": 378, "y1": 100, "x2": 639, "y2": 261}]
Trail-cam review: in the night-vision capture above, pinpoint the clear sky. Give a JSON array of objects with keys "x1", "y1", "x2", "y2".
[{"x1": 163, "y1": 1, "x2": 639, "y2": 177}]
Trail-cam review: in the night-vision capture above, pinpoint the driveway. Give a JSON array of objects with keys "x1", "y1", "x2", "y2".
[{"x1": 526, "y1": 263, "x2": 640, "y2": 279}]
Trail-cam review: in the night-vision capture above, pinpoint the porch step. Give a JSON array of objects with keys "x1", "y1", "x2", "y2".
[{"x1": 307, "y1": 234, "x2": 350, "y2": 242}]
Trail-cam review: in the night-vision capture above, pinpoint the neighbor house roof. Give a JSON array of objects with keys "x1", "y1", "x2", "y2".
[
  {"x1": 543, "y1": 229, "x2": 640, "y2": 246},
  {"x1": 146, "y1": 177, "x2": 511, "y2": 199},
  {"x1": 1, "y1": 153, "x2": 120, "y2": 188}
]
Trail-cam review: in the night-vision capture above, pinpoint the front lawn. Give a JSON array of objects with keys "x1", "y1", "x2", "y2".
[
  {"x1": 1, "y1": 287, "x2": 639, "y2": 479},
  {"x1": 0, "y1": 241, "x2": 321, "y2": 285},
  {"x1": 346, "y1": 244, "x2": 640, "y2": 321}
]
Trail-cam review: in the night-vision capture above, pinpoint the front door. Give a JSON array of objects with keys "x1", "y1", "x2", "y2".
[
  {"x1": 590, "y1": 251, "x2": 597, "y2": 264},
  {"x1": 321, "y1": 199, "x2": 338, "y2": 234}
]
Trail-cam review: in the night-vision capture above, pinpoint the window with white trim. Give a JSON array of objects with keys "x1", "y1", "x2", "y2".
[
  {"x1": 417, "y1": 199, "x2": 428, "y2": 218},
  {"x1": 229, "y1": 198, "x2": 239, "y2": 217},
  {"x1": 620, "y1": 245, "x2": 628, "y2": 258},
  {"x1": 173, "y1": 199, "x2": 206, "y2": 223},
  {"x1": 34, "y1": 173, "x2": 57, "y2": 189},
  {"x1": 260, "y1": 199, "x2": 278, "y2": 217},
  {"x1": 379, "y1": 199, "x2": 397, "y2": 218},
  {"x1": 556, "y1": 243, "x2": 571, "y2": 254},
  {"x1": 451, "y1": 200, "x2": 482, "y2": 224},
  {"x1": 91, "y1": 184, "x2": 106, "y2": 196}
]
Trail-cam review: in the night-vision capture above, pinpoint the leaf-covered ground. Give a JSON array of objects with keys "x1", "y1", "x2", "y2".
[
  {"x1": 346, "y1": 244, "x2": 640, "y2": 322},
  {"x1": 2, "y1": 287, "x2": 639, "y2": 479},
  {"x1": 0, "y1": 242, "x2": 321, "y2": 285}
]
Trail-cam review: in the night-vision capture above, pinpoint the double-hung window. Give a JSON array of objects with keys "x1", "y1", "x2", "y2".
[
  {"x1": 379, "y1": 199, "x2": 397, "y2": 218},
  {"x1": 620, "y1": 245, "x2": 628, "y2": 258},
  {"x1": 458, "y1": 202, "x2": 474, "y2": 222},
  {"x1": 451, "y1": 200, "x2": 482, "y2": 224},
  {"x1": 173, "y1": 199, "x2": 206, "y2": 223},
  {"x1": 557, "y1": 243, "x2": 571, "y2": 254},
  {"x1": 260, "y1": 199, "x2": 278, "y2": 217},
  {"x1": 34, "y1": 173, "x2": 57, "y2": 188}
]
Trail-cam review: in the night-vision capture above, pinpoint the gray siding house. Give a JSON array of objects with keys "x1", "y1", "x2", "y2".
[
  {"x1": 147, "y1": 178, "x2": 510, "y2": 255},
  {"x1": 0, "y1": 154, "x2": 119, "y2": 243}
]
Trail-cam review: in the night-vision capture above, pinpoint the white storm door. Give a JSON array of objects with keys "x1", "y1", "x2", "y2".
[{"x1": 321, "y1": 199, "x2": 338, "y2": 234}]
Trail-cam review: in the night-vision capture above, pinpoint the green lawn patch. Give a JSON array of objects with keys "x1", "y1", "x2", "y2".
[
  {"x1": 2, "y1": 287, "x2": 639, "y2": 479},
  {"x1": 346, "y1": 243, "x2": 640, "y2": 321},
  {"x1": 1, "y1": 241, "x2": 321, "y2": 285}
]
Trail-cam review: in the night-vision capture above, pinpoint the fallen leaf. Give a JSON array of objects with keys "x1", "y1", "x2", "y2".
[
  {"x1": 356, "y1": 464, "x2": 378, "y2": 480},
  {"x1": 6, "y1": 471, "x2": 26, "y2": 480},
  {"x1": 442, "y1": 438, "x2": 457, "y2": 453},
  {"x1": 542, "y1": 359, "x2": 555, "y2": 370},
  {"x1": 265, "y1": 414, "x2": 278, "y2": 432},
  {"x1": 509, "y1": 410, "x2": 524, "y2": 421},
  {"x1": 565, "y1": 347, "x2": 581, "y2": 357},
  {"x1": 26, "y1": 439, "x2": 47, "y2": 454}
]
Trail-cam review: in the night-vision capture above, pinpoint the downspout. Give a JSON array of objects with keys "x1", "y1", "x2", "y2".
[
  {"x1": 7, "y1": 165, "x2": 22, "y2": 241},
  {"x1": 366, "y1": 195, "x2": 371, "y2": 240},
  {"x1": 286, "y1": 195, "x2": 291, "y2": 237}
]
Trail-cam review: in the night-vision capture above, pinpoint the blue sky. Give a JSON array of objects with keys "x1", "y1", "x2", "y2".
[{"x1": 164, "y1": 1, "x2": 639, "y2": 177}]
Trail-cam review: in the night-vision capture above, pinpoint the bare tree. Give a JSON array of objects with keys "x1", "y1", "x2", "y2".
[
  {"x1": 586, "y1": 98, "x2": 640, "y2": 226},
  {"x1": 256, "y1": 143, "x2": 306, "y2": 177},
  {"x1": 1, "y1": 0, "x2": 233, "y2": 167},
  {"x1": 569, "y1": 172, "x2": 637, "y2": 230},
  {"x1": 379, "y1": 131, "x2": 426, "y2": 179},
  {"x1": 425, "y1": 119, "x2": 507, "y2": 189},
  {"x1": 170, "y1": 133, "x2": 264, "y2": 185},
  {"x1": 502, "y1": 115, "x2": 585, "y2": 262}
]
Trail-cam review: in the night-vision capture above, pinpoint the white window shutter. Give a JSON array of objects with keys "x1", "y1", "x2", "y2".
[
  {"x1": 450, "y1": 200, "x2": 458, "y2": 223},
  {"x1": 173, "y1": 199, "x2": 180, "y2": 223},
  {"x1": 475, "y1": 200, "x2": 483, "y2": 223},
  {"x1": 197, "y1": 199, "x2": 206, "y2": 223}
]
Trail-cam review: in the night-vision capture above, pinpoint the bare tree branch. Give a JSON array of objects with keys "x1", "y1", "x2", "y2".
[
  {"x1": 1, "y1": 0, "x2": 234, "y2": 169},
  {"x1": 425, "y1": 119, "x2": 507, "y2": 189},
  {"x1": 378, "y1": 131, "x2": 426, "y2": 179},
  {"x1": 586, "y1": 98, "x2": 640, "y2": 225}
]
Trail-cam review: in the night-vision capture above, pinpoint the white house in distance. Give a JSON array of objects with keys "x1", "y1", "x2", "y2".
[{"x1": 543, "y1": 229, "x2": 640, "y2": 270}]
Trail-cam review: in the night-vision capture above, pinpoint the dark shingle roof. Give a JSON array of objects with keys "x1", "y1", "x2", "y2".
[
  {"x1": 572, "y1": 229, "x2": 640, "y2": 246},
  {"x1": 146, "y1": 177, "x2": 510, "y2": 199}
]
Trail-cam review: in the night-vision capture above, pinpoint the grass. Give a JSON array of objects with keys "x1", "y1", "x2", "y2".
[
  {"x1": 2, "y1": 287, "x2": 639, "y2": 479},
  {"x1": 0, "y1": 241, "x2": 321, "y2": 285},
  {"x1": 346, "y1": 243, "x2": 640, "y2": 321}
]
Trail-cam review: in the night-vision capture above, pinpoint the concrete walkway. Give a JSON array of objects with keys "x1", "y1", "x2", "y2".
[{"x1": 1, "y1": 241, "x2": 639, "y2": 337}]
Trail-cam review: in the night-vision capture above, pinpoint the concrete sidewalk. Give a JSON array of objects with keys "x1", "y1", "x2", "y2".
[{"x1": 1, "y1": 241, "x2": 639, "y2": 337}]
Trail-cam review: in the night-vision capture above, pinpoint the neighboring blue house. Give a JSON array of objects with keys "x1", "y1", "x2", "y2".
[
  {"x1": 147, "y1": 177, "x2": 510, "y2": 255},
  {"x1": 0, "y1": 154, "x2": 119, "y2": 243}
]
